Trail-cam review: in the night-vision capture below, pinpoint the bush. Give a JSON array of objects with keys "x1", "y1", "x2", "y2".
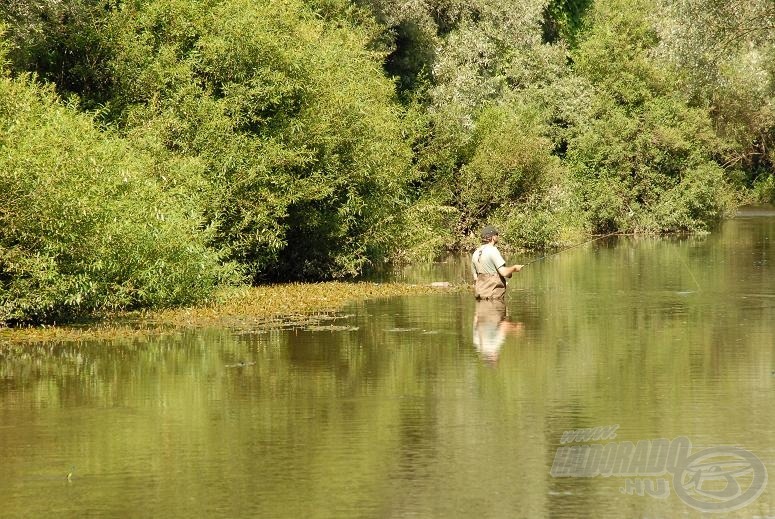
[
  {"x1": 752, "y1": 171, "x2": 775, "y2": 204},
  {"x1": 647, "y1": 163, "x2": 739, "y2": 231},
  {"x1": 0, "y1": 74, "x2": 239, "y2": 324},
  {"x1": 0, "y1": 0, "x2": 755, "y2": 280},
  {"x1": 458, "y1": 103, "x2": 559, "y2": 223},
  {"x1": 492, "y1": 184, "x2": 587, "y2": 251},
  {"x1": 0, "y1": 0, "x2": 115, "y2": 107},
  {"x1": 566, "y1": 0, "x2": 739, "y2": 233},
  {"x1": 392, "y1": 196, "x2": 461, "y2": 263},
  {"x1": 105, "y1": 0, "x2": 413, "y2": 280}
]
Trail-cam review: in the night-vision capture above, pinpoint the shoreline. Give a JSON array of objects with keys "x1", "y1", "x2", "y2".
[{"x1": 0, "y1": 282, "x2": 457, "y2": 345}]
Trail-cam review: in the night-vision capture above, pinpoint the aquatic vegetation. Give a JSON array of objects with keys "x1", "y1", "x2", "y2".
[{"x1": 0, "y1": 282, "x2": 453, "y2": 345}]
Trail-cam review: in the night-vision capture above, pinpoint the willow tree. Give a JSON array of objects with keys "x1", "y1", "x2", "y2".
[
  {"x1": 0, "y1": 71, "x2": 238, "y2": 324},
  {"x1": 566, "y1": 0, "x2": 739, "y2": 233},
  {"x1": 654, "y1": 0, "x2": 775, "y2": 200},
  {"x1": 101, "y1": 0, "x2": 414, "y2": 280}
]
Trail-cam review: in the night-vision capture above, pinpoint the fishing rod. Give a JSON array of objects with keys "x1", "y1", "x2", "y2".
[{"x1": 521, "y1": 231, "x2": 620, "y2": 267}]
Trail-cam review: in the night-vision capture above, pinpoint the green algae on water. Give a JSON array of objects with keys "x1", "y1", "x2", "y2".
[{"x1": 0, "y1": 282, "x2": 459, "y2": 345}]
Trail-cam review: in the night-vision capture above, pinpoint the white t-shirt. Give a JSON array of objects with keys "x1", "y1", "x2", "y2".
[{"x1": 471, "y1": 244, "x2": 506, "y2": 278}]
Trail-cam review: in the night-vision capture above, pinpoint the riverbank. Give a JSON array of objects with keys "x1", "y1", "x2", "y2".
[{"x1": 0, "y1": 282, "x2": 456, "y2": 345}]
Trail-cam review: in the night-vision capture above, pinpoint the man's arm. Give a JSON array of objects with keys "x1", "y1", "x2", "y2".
[
  {"x1": 490, "y1": 247, "x2": 521, "y2": 278},
  {"x1": 498, "y1": 264, "x2": 523, "y2": 278}
]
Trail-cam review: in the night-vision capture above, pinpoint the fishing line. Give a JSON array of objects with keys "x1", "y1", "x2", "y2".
[
  {"x1": 672, "y1": 242, "x2": 703, "y2": 292},
  {"x1": 521, "y1": 232, "x2": 620, "y2": 267}
]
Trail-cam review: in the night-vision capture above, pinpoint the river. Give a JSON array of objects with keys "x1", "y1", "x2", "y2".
[{"x1": 1, "y1": 208, "x2": 773, "y2": 518}]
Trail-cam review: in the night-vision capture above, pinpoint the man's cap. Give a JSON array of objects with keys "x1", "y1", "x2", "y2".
[{"x1": 481, "y1": 225, "x2": 499, "y2": 241}]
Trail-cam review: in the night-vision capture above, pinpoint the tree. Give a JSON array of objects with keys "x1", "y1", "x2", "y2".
[
  {"x1": 104, "y1": 0, "x2": 413, "y2": 280},
  {"x1": 653, "y1": 0, "x2": 775, "y2": 193},
  {"x1": 0, "y1": 71, "x2": 238, "y2": 323},
  {"x1": 0, "y1": 0, "x2": 117, "y2": 108},
  {"x1": 566, "y1": 0, "x2": 738, "y2": 233}
]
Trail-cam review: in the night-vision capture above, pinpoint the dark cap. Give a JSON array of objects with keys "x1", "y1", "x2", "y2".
[{"x1": 480, "y1": 225, "x2": 499, "y2": 241}]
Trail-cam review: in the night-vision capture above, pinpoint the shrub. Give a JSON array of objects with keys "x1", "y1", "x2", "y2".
[
  {"x1": 105, "y1": 0, "x2": 413, "y2": 280},
  {"x1": 752, "y1": 171, "x2": 775, "y2": 204},
  {"x1": 458, "y1": 103, "x2": 559, "y2": 223},
  {"x1": 0, "y1": 74, "x2": 239, "y2": 324},
  {"x1": 566, "y1": 0, "x2": 739, "y2": 233},
  {"x1": 0, "y1": 0, "x2": 115, "y2": 107}
]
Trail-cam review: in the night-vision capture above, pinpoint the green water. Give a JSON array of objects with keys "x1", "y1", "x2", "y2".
[{"x1": 1, "y1": 210, "x2": 774, "y2": 518}]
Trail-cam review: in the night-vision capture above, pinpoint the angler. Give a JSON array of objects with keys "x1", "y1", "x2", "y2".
[
  {"x1": 471, "y1": 226, "x2": 619, "y2": 300},
  {"x1": 471, "y1": 226, "x2": 523, "y2": 300}
]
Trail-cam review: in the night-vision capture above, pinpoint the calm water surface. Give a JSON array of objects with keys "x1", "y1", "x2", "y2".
[{"x1": 1, "y1": 210, "x2": 774, "y2": 518}]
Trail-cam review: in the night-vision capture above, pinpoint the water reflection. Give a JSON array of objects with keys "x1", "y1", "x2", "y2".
[{"x1": 472, "y1": 299, "x2": 524, "y2": 363}]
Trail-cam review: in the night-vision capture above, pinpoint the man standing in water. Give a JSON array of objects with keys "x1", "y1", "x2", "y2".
[{"x1": 471, "y1": 225, "x2": 523, "y2": 300}]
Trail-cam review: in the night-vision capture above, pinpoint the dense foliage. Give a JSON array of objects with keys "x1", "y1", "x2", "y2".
[
  {"x1": 1, "y1": 0, "x2": 774, "y2": 322},
  {"x1": 103, "y1": 0, "x2": 413, "y2": 281},
  {"x1": 0, "y1": 72, "x2": 239, "y2": 323}
]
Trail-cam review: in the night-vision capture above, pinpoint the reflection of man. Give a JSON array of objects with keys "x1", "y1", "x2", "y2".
[
  {"x1": 471, "y1": 226, "x2": 523, "y2": 300},
  {"x1": 473, "y1": 299, "x2": 523, "y2": 362}
]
